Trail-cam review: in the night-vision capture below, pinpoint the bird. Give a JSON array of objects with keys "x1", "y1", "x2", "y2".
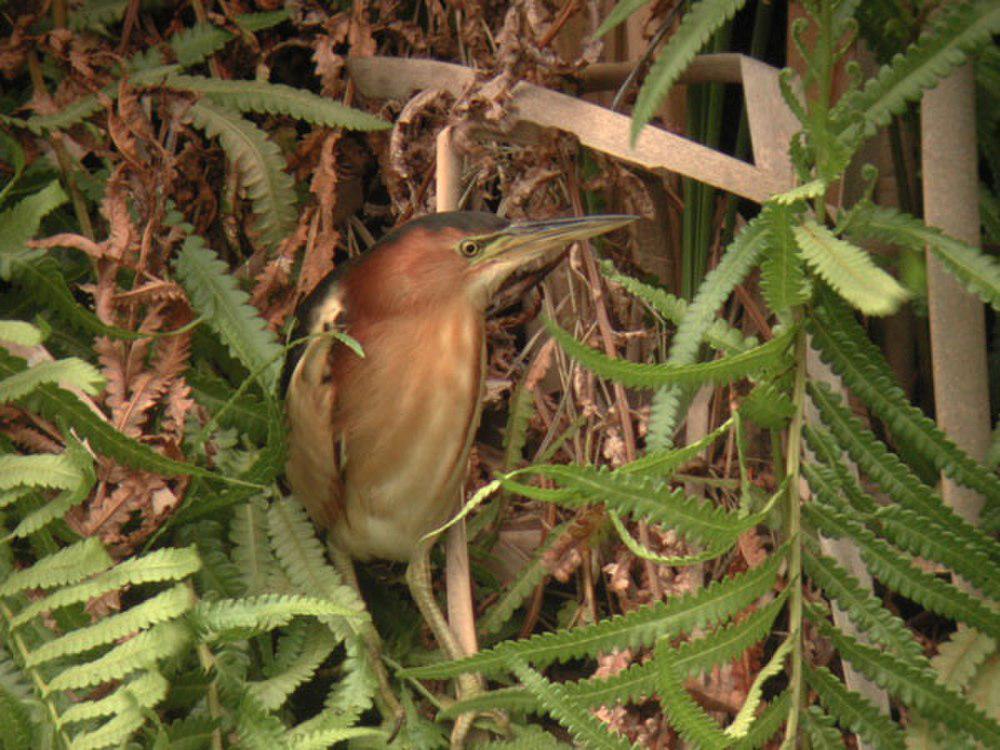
[{"x1": 283, "y1": 209, "x2": 635, "y2": 741}]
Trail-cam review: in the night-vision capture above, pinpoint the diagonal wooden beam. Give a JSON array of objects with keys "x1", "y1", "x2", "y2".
[{"x1": 346, "y1": 55, "x2": 797, "y2": 203}]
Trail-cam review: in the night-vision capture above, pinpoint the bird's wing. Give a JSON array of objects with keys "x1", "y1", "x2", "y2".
[{"x1": 285, "y1": 290, "x2": 349, "y2": 531}]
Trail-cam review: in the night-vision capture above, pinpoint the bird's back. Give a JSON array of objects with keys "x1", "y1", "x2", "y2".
[{"x1": 285, "y1": 281, "x2": 485, "y2": 561}]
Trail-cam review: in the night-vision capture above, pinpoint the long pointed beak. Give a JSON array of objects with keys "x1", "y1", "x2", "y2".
[
  {"x1": 477, "y1": 214, "x2": 638, "y2": 270},
  {"x1": 507, "y1": 214, "x2": 638, "y2": 245}
]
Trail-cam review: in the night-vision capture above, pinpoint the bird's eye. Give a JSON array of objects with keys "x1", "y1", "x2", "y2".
[{"x1": 458, "y1": 240, "x2": 480, "y2": 257}]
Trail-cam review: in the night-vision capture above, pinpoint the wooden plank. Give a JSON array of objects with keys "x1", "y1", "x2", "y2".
[{"x1": 347, "y1": 56, "x2": 794, "y2": 203}]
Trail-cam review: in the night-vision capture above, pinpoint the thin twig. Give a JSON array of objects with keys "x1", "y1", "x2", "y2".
[
  {"x1": 538, "y1": 0, "x2": 579, "y2": 49},
  {"x1": 566, "y1": 167, "x2": 663, "y2": 601},
  {"x1": 610, "y1": 4, "x2": 683, "y2": 113}
]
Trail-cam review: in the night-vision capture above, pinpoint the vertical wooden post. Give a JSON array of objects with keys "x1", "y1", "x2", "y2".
[
  {"x1": 436, "y1": 126, "x2": 480, "y2": 658},
  {"x1": 921, "y1": 65, "x2": 990, "y2": 523}
]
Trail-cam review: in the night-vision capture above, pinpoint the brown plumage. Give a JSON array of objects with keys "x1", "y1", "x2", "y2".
[
  {"x1": 283, "y1": 210, "x2": 635, "y2": 739},
  {"x1": 286, "y1": 212, "x2": 506, "y2": 560}
]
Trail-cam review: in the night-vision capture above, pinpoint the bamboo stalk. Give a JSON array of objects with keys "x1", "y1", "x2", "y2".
[{"x1": 921, "y1": 64, "x2": 990, "y2": 524}]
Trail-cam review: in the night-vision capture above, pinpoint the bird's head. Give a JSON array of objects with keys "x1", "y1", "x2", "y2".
[{"x1": 346, "y1": 211, "x2": 636, "y2": 315}]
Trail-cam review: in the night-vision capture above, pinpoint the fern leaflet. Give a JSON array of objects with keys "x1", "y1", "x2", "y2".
[
  {"x1": 546, "y1": 318, "x2": 793, "y2": 390},
  {"x1": 402, "y1": 547, "x2": 784, "y2": 679},
  {"x1": 167, "y1": 76, "x2": 390, "y2": 131},
  {"x1": 173, "y1": 228, "x2": 284, "y2": 394},
  {"x1": 183, "y1": 100, "x2": 298, "y2": 249},
  {"x1": 793, "y1": 219, "x2": 909, "y2": 316},
  {"x1": 631, "y1": 0, "x2": 749, "y2": 142}
]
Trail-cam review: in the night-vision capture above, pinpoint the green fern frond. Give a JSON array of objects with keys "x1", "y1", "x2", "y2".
[
  {"x1": 470, "y1": 724, "x2": 573, "y2": 749},
  {"x1": 478, "y1": 520, "x2": 573, "y2": 637},
  {"x1": 266, "y1": 499, "x2": 368, "y2": 629},
  {"x1": 59, "y1": 670, "x2": 167, "y2": 726},
  {"x1": 401, "y1": 548, "x2": 784, "y2": 679},
  {"x1": 808, "y1": 383, "x2": 997, "y2": 563},
  {"x1": 67, "y1": 0, "x2": 126, "y2": 32},
  {"x1": 0, "y1": 681, "x2": 35, "y2": 750},
  {"x1": 48, "y1": 621, "x2": 191, "y2": 691},
  {"x1": 233, "y1": 690, "x2": 287, "y2": 750},
  {"x1": 515, "y1": 463, "x2": 778, "y2": 548},
  {"x1": 801, "y1": 705, "x2": 846, "y2": 749},
  {"x1": 0, "y1": 321, "x2": 43, "y2": 347},
  {"x1": 192, "y1": 593, "x2": 358, "y2": 638},
  {"x1": 167, "y1": 76, "x2": 390, "y2": 131},
  {"x1": 806, "y1": 502, "x2": 1000, "y2": 639},
  {"x1": 165, "y1": 22, "x2": 229, "y2": 67},
  {"x1": 11, "y1": 547, "x2": 201, "y2": 628},
  {"x1": 0, "y1": 351, "x2": 258, "y2": 486},
  {"x1": 8, "y1": 476, "x2": 93, "y2": 541},
  {"x1": 804, "y1": 663, "x2": 905, "y2": 750},
  {"x1": 249, "y1": 622, "x2": 337, "y2": 710},
  {"x1": 166, "y1": 11, "x2": 291, "y2": 68},
  {"x1": 806, "y1": 603, "x2": 1000, "y2": 745},
  {"x1": 905, "y1": 626, "x2": 998, "y2": 749},
  {"x1": 809, "y1": 289, "x2": 1000, "y2": 498},
  {"x1": 773, "y1": 179, "x2": 827, "y2": 206},
  {"x1": 183, "y1": 100, "x2": 298, "y2": 249},
  {"x1": 622, "y1": 417, "x2": 732, "y2": 477},
  {"x1": 655, "y1": 643, "x2": 732, "y2": 749},
  {"x1": 0, "y1": 357, "x2": 104, "y2": 404},
  {"x1": 740, "y1": 381, "x2": 795, "y2": 430},
  {"x1": 594, "y1": 0, "x2": 652, "y2": 38},
  {"x1": 321, "y1": 633, "x2": 378, "y2": 723},
  {"x1": 726, "y1": 636, "x2": 792, "y2": 739},
  {"x1": 802, "y1": 427, "x2": 879, "y2": 515},
  {"x1": 545, "y1": 318, "x2": 792, "y2": 390},
  {"x1": 233, "y1": 9, "x2": 291, "y2": 32},
  {"x1": 8, "y1": 258, "x2": 153, "y2": 340},
  {"x1": 437, "y1": 686, "x2": 542, "y2": 719},
  {"x1": 22, "y1": 66, "x2": 174, "y2": 134},
  {"x1": 760, "y1": 205, "x2": 812, "y2": 316},
  {"x1": 0, "y1": 181, "x2": 67, "y2": 275},
  {"x1": 24, "y1": 584, "x2": 195, "y2": 668},
  {"x1": 875, "y1": 506, "x2": 1000, "y2": 600},
  {"x1": 67, "y1": 709, "x2": 145, "y2": 750},
  {"x1": 647, "y1": 217, "x2": 767, "y2": 448},
  {"x1": 631, "y1": 0, "x2": 749, "y2": 142},
  {"x1": 836, "y1": 0, "x2": 1000, "y2": 145},
  {"x1": 668, "y1": 591, "x2": 786, "y2": 680},
  {"x1": 1, "y1": 439, "x2": 95, "y2": 539},
  {"x1": 793, "y1": 219, "x2": 909, "y2": 316},
  {"x1": 928, "y1": 625, "x2": 996, "y2": 691},
  {"x1": 230, "y1": 497, "x2": 276, "y2": 596},
  {"x1": 599, "y1": 260, "x2": 757, "y2": 355},
  {"x1": 609, "y1": 510, "x2": 732, "y2": 566},
  {"x1": 174, "y1": 229, "x2": 285, "y2": 393},
  {"x1": 511, "y1": 660, "x2": 635, "y2": 750},
  {"x1": 502, "y1": 380, "x2": 535, "y2": 470},
  {"x1": 266, "y1": 498, "x2": 377, "y2": 720},
  {"x1": 149, "y1": 11, "x2": 289, "y2": 71},
  {"x1": 160, "y1": 717, "x2": 222, "y2": 749},
  {"x1": 283, "y1": 723, "x2": 385, "y2": 749},
  {"x1": 732, "y1": 690, "x2": 792, "y2": 749},
  {"x1": 0, "y1": 538, "x2": 110, "y2": 597},
  {"x1": 846, "y1": 203, "x2": 1000, "y2": 311},
  {"x1": 802, "y1": 542, "x2": 925, "y2": 666}
]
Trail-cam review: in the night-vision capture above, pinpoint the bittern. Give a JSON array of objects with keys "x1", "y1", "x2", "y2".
[{"x1": 284, "y1": 210, "x2": 634, "y2": 740}]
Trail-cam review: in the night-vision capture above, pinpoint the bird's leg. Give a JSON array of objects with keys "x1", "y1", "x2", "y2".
[
  {"x1": 406, "y1": 535, "x2": 486, "y2": 748},
  {"x1": 327, "y1": 544, "x2": 404, "y2": 730}
]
